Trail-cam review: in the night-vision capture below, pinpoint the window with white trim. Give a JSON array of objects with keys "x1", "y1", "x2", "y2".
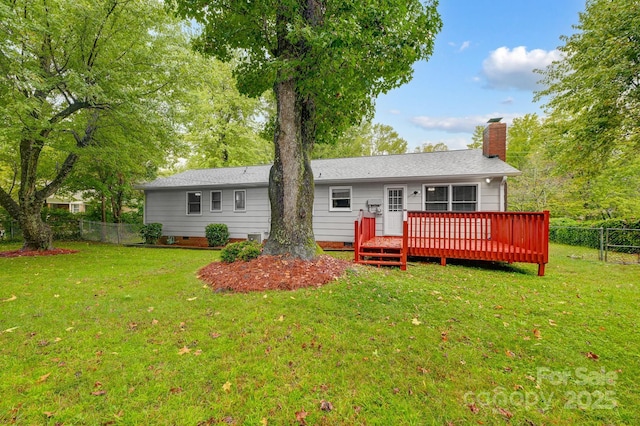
[
  {"x1": 187, "y1": 191, "x2": 202, "y2": 215},
  {"x1": 210, "y1": 190, "x2": 222, "y2": 212},
  {"x1": 424, "y1": 184, "x2": 478, "y2": 211},
  {"x1": 329, "y1": 186, "x2": 352, "y2": 211},
  {"x1": 234, "y1": 190, "x2": 246, "y2": 212}
]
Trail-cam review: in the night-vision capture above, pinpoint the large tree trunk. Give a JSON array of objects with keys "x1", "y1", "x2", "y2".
[
  {"x1": 19, "y1": 202, "x2": 53, "y2": 251},
  {"x1": 263, "y1": 78, "x2": 316, "y2": 259}
]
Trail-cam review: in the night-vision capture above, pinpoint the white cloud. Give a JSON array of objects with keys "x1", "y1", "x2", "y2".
[
  {"x1": 388, "y1": 109, "x2": 401, "y2": 115},
  {"x1": 410, "y1": 113, "x2": 522, "y2": 134},
  {"x1": 459, "y1": 41, "x2": 471, "y2": 52},
  {"x1": 501, "y1": 97, "x2": 515, "y2": 105},
  {"x1": 481, "y1": 46, "x2": 562, "y2": 91}
]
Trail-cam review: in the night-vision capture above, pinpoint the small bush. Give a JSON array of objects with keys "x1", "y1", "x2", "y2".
[
  {"x1": 220, "y1": 240, "x2": 262, "y2": 263},
  {"x1": 140, "y1": 223, "x2": 162, "y2": 245},
  {"x1": 205, "y1": 223, "x2": 229, "y2": 247}
]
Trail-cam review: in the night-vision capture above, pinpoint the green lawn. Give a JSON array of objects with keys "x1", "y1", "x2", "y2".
[{"x1": 1, "y1": 242, "x2": 638, "y2": 425}]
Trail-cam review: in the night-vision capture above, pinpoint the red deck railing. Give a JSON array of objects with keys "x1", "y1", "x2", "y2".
[
  {"x1": 354, "y1": 210, "x2": 377, "y2": 258},
  {"x1": 354, "y1": 210, "x2": 550, "y2": 276},
  {"x1": 406, "y1": 211, "x2": 549, "y2": 275}
]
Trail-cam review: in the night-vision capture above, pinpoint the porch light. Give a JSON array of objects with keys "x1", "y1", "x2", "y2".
[{"x1": 485, "y1": 177, "x2": 492, "y2": 184}]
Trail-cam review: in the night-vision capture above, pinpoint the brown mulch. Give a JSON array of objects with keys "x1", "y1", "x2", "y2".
[
  {"x1": 198, "y1": 255, "x2": 353, "y2": 293},
  {"x1": 0, "y1": 248, "x2": 78, "y2": 258}
]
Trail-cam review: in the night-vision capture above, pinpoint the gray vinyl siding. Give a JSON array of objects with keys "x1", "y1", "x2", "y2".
[
  {"x1": 144, "y1": 187, "x2": 270, "y2": 239},
  {"x1": 144, "y1": 177, "x2": 503, "y2": 243}
]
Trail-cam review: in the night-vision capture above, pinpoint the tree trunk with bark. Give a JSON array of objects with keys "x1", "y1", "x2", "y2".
[{"x1": 263, "y1": 78, "x2": 317, "y2": 259}]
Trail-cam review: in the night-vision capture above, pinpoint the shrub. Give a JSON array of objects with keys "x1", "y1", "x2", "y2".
[
  {"x1": 140, "y1": 223, "x2": 162, "y2": 245},
  {"x1": 42, "y1": 207, "x2": 82, "y2": 240},
  {"x1": 220, "y1": 240, "x2": 262, "y2": 263},
  {"x1": 205, "y1": 223, "x2": 229, "y2": 247}
]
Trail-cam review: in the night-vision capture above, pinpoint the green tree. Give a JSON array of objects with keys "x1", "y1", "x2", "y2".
[
  {"x1": 467, "y1": 125, "x2": 484, "y2": 149},
  {"x1": 0, "y1": 0, "x2": 188, "y2": 250},
  {"x1": 173, "y1": 0, "x2": 441, "y2": 259},
  {"x1": 182, "y1": 57, "x2": 274, "y2": 169},
  {"x1": 313, "y1": 122, "x2": 407, "y2": 159},
  {"x1": 414, "y1": 142, "x2": 448, "y2": 152},
  {"x1": 536, "y1": 0, "x2": 640, "y2": 175}
]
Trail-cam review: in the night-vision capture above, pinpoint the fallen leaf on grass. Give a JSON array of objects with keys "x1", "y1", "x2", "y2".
[
  {"x1": 91, "y1": 390, "x2": 106, "y2": 396},
  {"x1": 320, "y1": 400, "x2": 333, "y2": 411},
  {"x1": 548, "y1": 319, "x2": 557, "y2": 326},
  {"x1": 222, "y1": 381, "x2": 232, "y2": 392},
  {"x1": 178, "y1": 346, "x2": 191, "y2": 355},
  {"x1": 295, "y1": 409, "x2": 308, "y2": 425},
  {"x1": 2, "y1": 327, "x2": 18, "y2": 333},
  {"x1": 498, "y1": 407, "x2": 513, "y2": 419},
  {"x1": 43, "y1": 411, "x2": 55, "y2": 418},
  {"x1": 36, "y1": 373, "x2": 51, "y2": 384},
  {"x1": 505, "y1": 349, "x2": 515, "y2": 358},
  {"x1": 210, "y1": 332, "x2": 221, "y2": 339},
  {"x1": 411, "y1": 318, "x2": 422, "y2": 326},
  {"x1": 169, "y1": 387, "x2": 183, "y2": 394},
  {"x1": 3, "y1": 295, "x2": 17, "y2": 302},
  {"x1": 468, "y1": 403, "x2": 479, "y2": 414},
  {"x1": 586, "y1": 351, "x2": 599, "y2": 360},
  {"x1": 187, "y1": 297, "x2": 197, "y2": 301},
  {"x1": 533, "y1": 329, "x2": 542, "y2": 339}
]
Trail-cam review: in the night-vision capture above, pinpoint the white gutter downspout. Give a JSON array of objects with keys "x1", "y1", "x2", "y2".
[{"x1": 499, "y1": 176, "x2": 507, "y2": 211}]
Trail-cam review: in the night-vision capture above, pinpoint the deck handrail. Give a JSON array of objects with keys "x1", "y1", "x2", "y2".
[
  {"x1": 354, "y1": 209, "x2": 377, "y2": 258},
  {"x1": 406, "y1": 210, "x2": 549, "y2": 275}
]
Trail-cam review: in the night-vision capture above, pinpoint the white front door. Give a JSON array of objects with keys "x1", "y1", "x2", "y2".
[{"x1": 384, "y1": 185, "x2": 406, "y2": 236}]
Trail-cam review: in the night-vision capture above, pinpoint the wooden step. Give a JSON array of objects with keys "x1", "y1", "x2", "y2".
[
  {"x1": 358, "y1": 259, "x2": 404, "y2": 267},
  {"x1": 358, "y1": 252, "x2": 403, "y2": 259}
]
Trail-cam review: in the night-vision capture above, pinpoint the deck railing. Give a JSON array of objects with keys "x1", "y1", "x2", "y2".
[
  {"x1": 354, "y1": 210, "x2": 377, "y2": 258},
  {"x1": 406, "y1": 211, "x2": 549, "y2": 275},
  {"x1": 354, "y1": 210, "x2": 550, "y2": 276}
]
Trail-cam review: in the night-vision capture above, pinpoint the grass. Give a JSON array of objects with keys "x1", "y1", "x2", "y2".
[{"x1": 1, "y1": 241, "x2": 638, "y2": 425}]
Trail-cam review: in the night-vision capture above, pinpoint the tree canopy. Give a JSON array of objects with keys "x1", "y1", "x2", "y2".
[
  {"x1": 0, "y1": 0, "x2": 191, "y2": 249},
  {"x1": 172, "y1": 0, "x2": 442, "y2": 259},
  {"x1": 536, "y1": 0, "x2": 640, "y2": 175}
]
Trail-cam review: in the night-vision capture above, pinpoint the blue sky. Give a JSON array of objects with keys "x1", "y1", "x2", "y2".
[{"x1": 373, "y1": 0, "x2": 586, "y2": 151}]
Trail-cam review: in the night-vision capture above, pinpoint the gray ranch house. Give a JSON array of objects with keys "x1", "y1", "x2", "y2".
[{"x1": 140, "y1": 121, "x2": 519, "y2": 248}]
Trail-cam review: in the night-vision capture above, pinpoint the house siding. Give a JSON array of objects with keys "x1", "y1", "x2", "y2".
[{"x1": 144, "y1": 177, "x2": 504, "y2": 245}]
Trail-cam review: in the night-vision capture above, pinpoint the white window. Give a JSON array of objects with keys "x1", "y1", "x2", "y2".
[
  {"x1": 329, "y1": 186, "x2": 352, "y2": 211},
  {"x1": 187, "y1": 191, "x2": 202, "y2": 215},
  {"x1": 424, "y1": 184, "x2": 478, "y2": 211},
  {"x1": 210, "y1": 190, "x2": 222, "y2": 212},
  {"x1": 234, "y1": 190, "x2": 246, "y2": 212},
  {"x1": 70, "y1": 204, "x2": 81, "y2": 214}
]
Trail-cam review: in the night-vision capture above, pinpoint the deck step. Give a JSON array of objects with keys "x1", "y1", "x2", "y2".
[
  {"x1": 358, "y1": 252, "x2": 403, "y2": 259},
  {"x1": 358, "y1": 259, "x2": 404, "y2": 267}
]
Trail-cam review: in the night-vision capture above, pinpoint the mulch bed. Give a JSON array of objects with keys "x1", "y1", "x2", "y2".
[
  {"x1": 198, "y1": 255, "x2": 353, "y2": 293},
  {"x1": 0, "y1": 248, "x2": 78, "y2": 258}
]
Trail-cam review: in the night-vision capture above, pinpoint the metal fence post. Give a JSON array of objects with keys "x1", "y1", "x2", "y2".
[
  {"x1": 605, "y1": 228, "x2": 609, "y2": 263},
  {"x1": 599, "y1": 227, "x2": 604, "y2": 261}
]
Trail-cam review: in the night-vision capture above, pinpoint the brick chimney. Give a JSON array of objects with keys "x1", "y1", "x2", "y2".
[{"x1": 483, "y1": 118, "x2": 506, "y2": 161}]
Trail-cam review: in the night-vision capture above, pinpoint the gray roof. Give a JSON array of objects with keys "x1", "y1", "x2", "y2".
[{"x1": 141, "y1": 149, "x2": 520, "y2": 190}]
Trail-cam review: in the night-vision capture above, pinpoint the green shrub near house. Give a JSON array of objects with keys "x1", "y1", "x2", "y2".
[
  {"x1": 139, "y1": 222, "x2": 162, "y2": 244},
  {"x1": 220, "y1": 240, "x2": 261, "y2": 263},
  {"x1": 205, "y1": 223, "x2": 230, "y2": 247}
]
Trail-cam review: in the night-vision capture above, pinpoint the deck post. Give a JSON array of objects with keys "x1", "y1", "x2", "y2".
[{"x1": 401, "y1": 210, "x2": 408, "y2": 271}]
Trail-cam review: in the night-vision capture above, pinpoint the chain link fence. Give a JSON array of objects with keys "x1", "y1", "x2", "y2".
[
  {"x1": 79, "y1": 220, "x2": 142, "y2": 244},
  {"x1": 550, "y1": 226, "x2": 640, "y2": 264},
  {"x1": 0, "y1": 219, "x2": 142, "y2": 245}
]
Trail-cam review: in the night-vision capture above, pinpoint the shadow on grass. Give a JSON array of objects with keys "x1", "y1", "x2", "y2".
[{"x1": 407, "y1": 256, "x2": 533, "y2": 275}]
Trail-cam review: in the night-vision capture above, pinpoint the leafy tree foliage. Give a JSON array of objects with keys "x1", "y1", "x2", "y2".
[
  {"x1": 415, "y1": 142, "x2": 448, "y2": 152},
  {"x1": 313, "y1": 122, "x2": 407, "y2": 159},
  {"x1": 467, "y1": 125, "x2": 484, "y2": 149},
  {"x1": 0, "y1": 0, "x2": 188, "y2": 249},
  {"x1": 182, "y1": 57, "x2": 274, "y2": 169},
  {"x1": 172, "y1": 0, "x2": 442, "y2": 259},
  {"x1": 536, "y1": 0, "x2": 640, "y2": 175}
]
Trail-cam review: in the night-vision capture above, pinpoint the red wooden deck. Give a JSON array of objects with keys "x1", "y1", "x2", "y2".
[{"x1": 355, "y1": 210, "x2": 549, "y2": 276}]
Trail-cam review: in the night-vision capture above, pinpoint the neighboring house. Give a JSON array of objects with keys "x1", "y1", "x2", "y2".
[
  {"x1": 46, "y1": 193, "x2": 86, "y2": 214},
  {"x1": 140, "y1": 121, "x2": 520, "y2": 248}
]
